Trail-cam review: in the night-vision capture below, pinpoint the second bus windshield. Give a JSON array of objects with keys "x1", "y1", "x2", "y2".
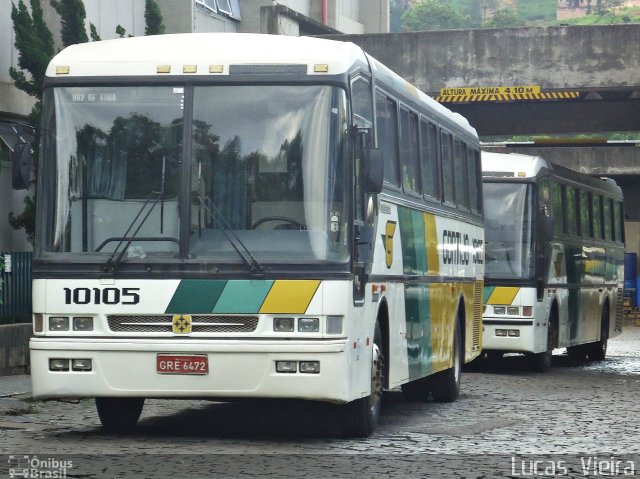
[{"x1": 484, "y1": 182, "x2": 534, "y2": 279}]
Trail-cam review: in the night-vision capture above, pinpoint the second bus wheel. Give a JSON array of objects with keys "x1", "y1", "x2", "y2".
[
  {"x1": 431, "y1": 321, "x2": 462, "y2": 403},
  {"x1": 96, "y1": 397, "x2": 145, "y2": 433}
]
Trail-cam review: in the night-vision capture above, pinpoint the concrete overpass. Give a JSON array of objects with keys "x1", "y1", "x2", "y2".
[{"x1": 331, "y1": 25, "x2": 640, "y2": 136}]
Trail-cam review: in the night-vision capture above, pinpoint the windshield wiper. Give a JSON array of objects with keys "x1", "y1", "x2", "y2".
[
  {"x1": 197, "y1": 195, "x2": 265, "y2": 274},
  {"x1": 103, "y1": 191, "x2": 162, "y2": 272}
]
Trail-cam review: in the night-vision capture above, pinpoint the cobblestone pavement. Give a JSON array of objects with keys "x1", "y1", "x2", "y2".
[{"x1": 0, "y1": 326, "x2": 638, "y2": 478}]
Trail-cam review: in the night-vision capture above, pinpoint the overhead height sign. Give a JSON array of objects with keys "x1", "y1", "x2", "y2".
[{"x1": 436, "y1": 85, "x2": 580, "y2": 103}]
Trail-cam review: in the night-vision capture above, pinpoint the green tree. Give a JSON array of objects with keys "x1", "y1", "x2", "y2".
[
  {"x1": 8, "y1": 0, "x2": 55, "y2": 243},
  {"x1": 402, "y1": 0, "x2": 472, "y2": 32},
  {"x1": 483, "y1": 8, "x2": 524, "y2": 28},
  {"x1": 145, "y1": 0, "x2": 165, "y2": 35},
  {"x1": 50, "y1": 0, "x2": 88, "y2": 45}
]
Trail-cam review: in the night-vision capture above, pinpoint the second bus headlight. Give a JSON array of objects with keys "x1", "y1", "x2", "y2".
[
  {"x1": 298, "y1": 318, "x2": 319, "y2": 333},
  {"x1": 49, "y1": 317, "x2": 69, "y2": 331},
  {"x1": 73, "y1": 317, "x2": 94, "y2": 331}
]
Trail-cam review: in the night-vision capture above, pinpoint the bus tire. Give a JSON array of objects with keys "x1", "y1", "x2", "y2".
[
  {"x1": 587, "y1": 306, "x2": 609, "y2": 361},
  {"x1": 340, "y1": 321, "x2": 384, "y2": 437},
  {"x1": 96, "y1": 397, "x2": 144, "y2": 433},
  {"x1": 431, "y1": 321, "x2": 462, "y2": 403}
]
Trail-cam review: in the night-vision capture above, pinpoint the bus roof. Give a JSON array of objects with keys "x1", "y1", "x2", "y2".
[
  {"x1": 45, "y1": 32, "x2": 477, "y2": 139},
  {"x1": 45, "y1": 33, "x2": 368, "y2": 78},
  {"x1": 481, "y1": 151, "x2": 622, "y2": 197}
]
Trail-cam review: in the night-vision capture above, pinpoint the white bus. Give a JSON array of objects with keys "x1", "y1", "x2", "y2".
[
  {"x1": 482, "y1": 152, "x2": 624, "y2": 371},
  {"x1": 29, "y1": 33, "x2": 484, "y2": 436}
]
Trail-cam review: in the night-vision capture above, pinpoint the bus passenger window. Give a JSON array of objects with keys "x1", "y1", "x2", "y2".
[
  {"x1": 351, "y1": 77, "x2": 373, "y2": 128},
  {"x1": 376, "y1": 93, "x2": 400, "y2": 186},
  {"x1": 614, "y1": 201, "x2": 623, "y2": 242},
  {"x1": 580, "y1": 190, "x2": 592, "y2": 238},
  {"x1": 441, "y1": 131, "x2": 454, "y2": 204},
  {"x1": 603, "y1": 198, "x2": 613, "y2": 241},
  {"x1": 566, "y1": 186, "x2": 578, "y2": 236},
  {"x1": 454, "y1": 140, "x2": 468, "y2": 209},
  {"x1": 420, "y1": 120, "x2": 439, "y2": 200},
  {"x1": 550, "y1": 182, "x2": 563, "y2": 233},
  {"x1": 467, "y1": 148, "x2": 480, "y2": 213},
  {"x1": 592, "y1": 195, "x2": 603, "y2": 239},
  {"x1": 400, "y1": 108, "x2": 420, "y2": 194}
]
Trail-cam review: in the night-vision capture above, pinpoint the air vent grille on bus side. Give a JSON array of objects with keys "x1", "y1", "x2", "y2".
[
  {"x1": 472, "y1": 281, "x2": 483, "y2": 351},
  {"x1": 107, "y1": 315, "x2": 259, "y2": 333}
]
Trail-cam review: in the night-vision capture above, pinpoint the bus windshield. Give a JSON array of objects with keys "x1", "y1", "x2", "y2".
[
  {"x1": 484, "y1": 182, "x2": 534, "y2": 279},
  {"x1": 40, "y1": 84, "x2": 349, "y2": 265}
]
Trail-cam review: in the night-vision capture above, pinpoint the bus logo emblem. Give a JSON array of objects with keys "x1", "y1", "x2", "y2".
[
  {"x1": 172, "y1": 315, "x2": 192, "y2": 334},
  {"x1": 383, "y1": 221, "x2": 397, "y2": 269}
]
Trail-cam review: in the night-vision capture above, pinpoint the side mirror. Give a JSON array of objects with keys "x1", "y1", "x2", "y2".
[
  {"x1": 12, "y1": 142, "x2": 32, "y2": 190},
  {"x1": 362, "y1": 148, "x2": 383, "y2": 194}
]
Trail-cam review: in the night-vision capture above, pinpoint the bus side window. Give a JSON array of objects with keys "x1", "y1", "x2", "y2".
[
  {"x1": 614, "y1": 201, "x2": 623, "y2": 243},
  {"x1": 580, "y1": 190, "x2": 593, "y2": 238},
  {"x1": 454, "y1": 140, "x2": 468, "y2": 209},
  {"x1": 400, "y1": 107, "x2": 420, "y2": 194},
  {"x1": 566, "y1": 186, "x2": 578, "y2": 236},
  {"x1": 351, "y1": 76, "x2": 373, "y2": 128},
  {"x1": 603, "y1": 198, "x2": 613, "y2": 241},
  {"x1": 420, "y1": 119, "x2": 439, "y2": 201},
  {"x1": 550, "y1": 182, "x2": 563, "y2": 233},
  {"x1": 441, "y1": 131, "x2": 454, "y2": 204},
  {"x1": 376, "y1": 92, "x2": 400, "y2": 186},
  {"x1": 592, "y1": 194, "x2": 603, "y2": 240},
  {"x1": 468, "y1": 148, "x2": 481, "y2": 214}
]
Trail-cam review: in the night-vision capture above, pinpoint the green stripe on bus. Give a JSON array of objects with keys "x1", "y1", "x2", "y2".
[
  {"x1": 398, "y1": 207, "x2": 428, "y2": 275},
  {"x1": 213, "y1": 280, "x2": 274, "y2": 314},
  {"x1": 405, "y1": 284, "x2": 432, "y2": 379},
  {"x1": 483, "y1": 286, "x2": 495, "y2": 304},
  {"x1": 165, "y1": 280, "x2": 227, "y2": 314}
]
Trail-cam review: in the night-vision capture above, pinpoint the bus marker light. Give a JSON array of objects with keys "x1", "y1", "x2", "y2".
[
  {"x1": 72, "y1": 359, "x2": 92, "y2": 371},
  {"x1": 522, "y1": 306, "x2": 533, "y2": 317},
  {"x1": 49, "y1": 358, "x2": 70, "y2": 371},
  {"x1": 157, "y1": 65, "x2": 171, "y2": 74},
  {"x1": 314, "y1": 64, "x2": 329, "y2": 73},
  {"x1": 49, "y1": 317, "x2": 70, "y2": 331},
  {"x1": 34, "y1": 314, "x2": 44, "y2": 333},
  {"x1": 276, "y1": 361, "x2": 297, "y2": 373},
  {"x1": 209, "y1": 65, "x2": 224, "y2": 73},
  {"x1": 56, "y1": 66, "x2": 70, "y2": 75},
  {"x1": 274, "y1": 317, "x2": 294, "y2": 332},
  {"x1": 183, "y1": 65, "x2": 197, "y2": 73},
  {"x1": 299, "y1": 361, "x2": 320, "y2": 374},
  {"x1": 326, "y1": 316, "x2": 343, "y2": 335}
]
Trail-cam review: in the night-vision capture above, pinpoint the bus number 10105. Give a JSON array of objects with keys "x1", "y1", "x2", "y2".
[{"x1": 63, "y1": 287, "x2": 141, "y2": 305}]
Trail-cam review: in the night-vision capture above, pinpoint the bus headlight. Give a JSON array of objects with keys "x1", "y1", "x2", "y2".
[
  {"x1": 49, "y1": 358, "x2": 70, "y2": 371},
  {"x1": 49, "y1": 316, "x2": 70, "y2": 331},
  {"x1": 298, "y1": 318, "x2": 319, "y2": 333},
  {"x1": 274, "y1": 318, "x2": 294, "y2": 332},
  {"x1": 507, "y1": 307, "x2": 519, "y2": 315},
  {"x1": 494, "y1": 307, "x2": 506, "y2": 315},
  {"x1": 73, "y1": 317, "x2": 94, "y2": 331}
]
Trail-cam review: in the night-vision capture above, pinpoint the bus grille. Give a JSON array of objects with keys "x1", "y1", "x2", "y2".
[
  {"x1": 107, "y1": 315, "x2": 259, "y2": 333},
  {"x1": 472, "y1": 281, "x2": 483, "y2": 351},
  {"x1": 615, "y1": 288, "x2": 623, "y2": 332}
]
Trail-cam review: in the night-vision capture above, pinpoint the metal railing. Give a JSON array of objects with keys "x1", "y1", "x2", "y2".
[{"x1": 0, "y1": 252, "x2": 32, "y2": 324}]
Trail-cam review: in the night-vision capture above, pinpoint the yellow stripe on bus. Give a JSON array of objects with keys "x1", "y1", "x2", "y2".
[
  {"x1": 486, "y1": 286, "x2": 520, "y2": 305},
  {"x1": 259, "y1": 280, "x2": 321, "y2": 314},
  {"x1": 424, "y1": 213, "x2": 440, "y2": 276}
]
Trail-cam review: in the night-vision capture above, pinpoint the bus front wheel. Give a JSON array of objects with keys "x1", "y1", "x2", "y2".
[
  {"x1": 431, "y1": 321, "x2": 462, "y2": 402},
  {"x1": 340, "y1": 321, "x2": 384, "y2": 437},
  {"x1": 96, "y1": 397, "x2": 145, "y2": 433}
]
